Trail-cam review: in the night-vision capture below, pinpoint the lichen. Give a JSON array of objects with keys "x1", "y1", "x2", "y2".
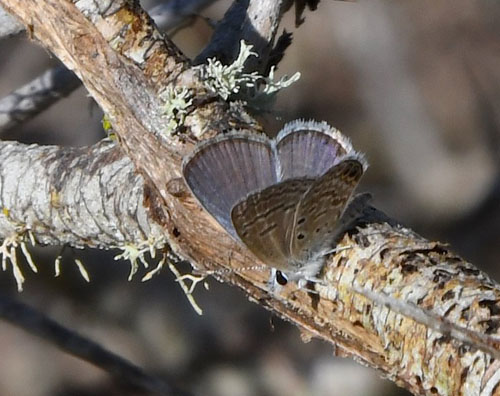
[
  {"x1": 74, "y1": 258, "x2": 90, "y2": 282},
  {"x1": 246, "y1": 65, "x2": 301, "y2": 112},
  {"x1": 0, "y1": 230, "x2": 37, "y2": 292},
  {"x1": 158, "y1": 41, "x2": 299, "y2": 136},
  {"x1": 168, "y1": 263, "x2": 205, "y2": 316},
  {"x1": 195, "y1": 40, "x2": 300, "y2": 110},
  {"x1": 113, "y1": 235, "x2": 167, "y2": 281},
  {"x1": 196, "y1": 40, "x2": 260, "y2": 100},
  {"x1": 112, "y1": 237, "x2": 206, "y2": 314},
  {"x1": 160, "y1": 86, "x2": 193, "y2": 135}
]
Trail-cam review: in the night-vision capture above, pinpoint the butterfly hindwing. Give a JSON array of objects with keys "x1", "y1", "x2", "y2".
[
  {"x1": 276, "y1": 120, "x2": 355, "y2": 180},
  {"x1": 231, "y1": 178, "x2": 314, "y2": 270},
  {"x1": 289, "y1": 159, "x2": 365, "y2": 263}
]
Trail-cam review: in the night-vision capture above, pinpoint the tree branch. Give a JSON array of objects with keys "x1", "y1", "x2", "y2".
[
  {"x1": 0, "y1": 66, "x2": 81, "y2": 133},
  {"x1": 0, "y1": 139, "x2": 164, "y2": 248},
  {"x1": 195, "y1": 0, "x2": 284, "y2": 71},
  {"x1": 0, "y1": 0, "x2": 217, "y2": 133},
  {"x1": 150, "y1": 0, "x2": 218, "y2": 32},
  {"x1": 0, "y1": 293, "x2": 191, "y2": 396}
]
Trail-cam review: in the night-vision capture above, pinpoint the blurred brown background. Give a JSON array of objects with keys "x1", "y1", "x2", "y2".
[{"x1": 0, "y1": 0, "x2": 499, "y2": 395}]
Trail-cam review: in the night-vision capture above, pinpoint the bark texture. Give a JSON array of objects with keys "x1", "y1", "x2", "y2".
[{"x1": 0, "y1": 140, "x2": 163, "y2": 248}]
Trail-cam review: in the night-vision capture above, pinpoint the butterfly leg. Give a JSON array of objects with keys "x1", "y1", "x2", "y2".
[{"x1": 322, "y1": 244, "x2": 353, "y2": 256}]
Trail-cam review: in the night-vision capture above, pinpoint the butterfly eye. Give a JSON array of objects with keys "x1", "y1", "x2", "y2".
[{"x1": 275, "y1": 270, "x2": 288, "y2": 286}]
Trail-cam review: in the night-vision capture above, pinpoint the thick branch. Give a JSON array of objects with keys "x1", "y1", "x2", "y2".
[
  {"x1": 0, "y1": 139, "x2": 164, "y2": 248},
  {"x1": 314, "y1": 219, "x2": 500, "y2": 395}
]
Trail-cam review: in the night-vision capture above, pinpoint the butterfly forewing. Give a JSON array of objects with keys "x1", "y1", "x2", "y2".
[
  {"x1": 289, "y1": 159, "x2": 365, "y2": 262},
  {"x1": 276, "y1": 120, "x2": 353, "y2": 180},
  {"x1": 183, "y1": 133, "x2": 277, "y2": 239},
  {"x1": 231, "y1": 179, "x2": 314, "y2": 270}
]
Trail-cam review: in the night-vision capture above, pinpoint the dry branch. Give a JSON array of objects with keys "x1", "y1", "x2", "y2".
[
  {"x1": 0, "y1": 66, "x2": 80, "y2": 133},
  {"x1": 0, "y1": 140, "x2": 163, "y2": 248},
  {"x1": 0, "y1": 293, "x2": 189, "y2": 396},
  {"x1": 0, "y1": 1, "x2": 217, "y2": 134},
  {"x1": 1, "y1": 1, "x2": 500, "y2": 395},
  {"x1": 194, "y1": 0, "x2": 282, "y2": 70}
]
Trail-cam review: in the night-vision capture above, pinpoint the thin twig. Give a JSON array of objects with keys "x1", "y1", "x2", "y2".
[
  {"x1": 150, "y1": 0, "x2": 218, "y2": 31},
  {"x1": 0, "y1": 294, "x2": 192, "y2": 396},
  {"x1": 0, "y1": 65, "x2": 80, "y2": 133},
  {"x1": 194, "y1": 0, "x2": 284, "y2": 71}
]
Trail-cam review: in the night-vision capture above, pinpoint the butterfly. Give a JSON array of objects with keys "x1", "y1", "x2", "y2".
[{"x1": 182, "y1": 120, "x2": 368, "y2": 284}]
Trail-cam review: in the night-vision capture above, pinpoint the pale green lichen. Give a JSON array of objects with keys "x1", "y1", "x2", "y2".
[
  {"x1": 141, "y1": 255, "x2": 165, "y2": 281},
  {"x1": 113, "y1": 237, "x2": 206, "y2": 314},
  {"x1": 168, "y1": 263, "x2": 204, "y2": 316},
  {"x1": 52, "y1": 247, "x2": 90, "y2": 282},
  {"x1": 54, "y1": 254, "x2": 62, "y2": 277},
  {"x1": 160, "y1": 86, "x2": 193, "y2": 135},
  {"x1": 113, "y1": 236, "x2": 167, "y2": 281},
  {"x1": 159, "y1": 41, "x2": 299, "y2": 135},
  {"x1": 74, "y1": 258, "x2": 90, "y2": 282},
  {"x1": 0, "y1": 230, "x2": 37, "y2": 292},
  {"x1": 196, "y1": 40, "x2": 301, "y2": 110},
  {"x1": 247, "y1": 65, "x2": 301, "y2": 111},
  {"x1": 197, "y1": 41, "x2": 260, "y2": 100},
  {"x1": 0, "y1": 208, "x2": 92, "y2": 289}
]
